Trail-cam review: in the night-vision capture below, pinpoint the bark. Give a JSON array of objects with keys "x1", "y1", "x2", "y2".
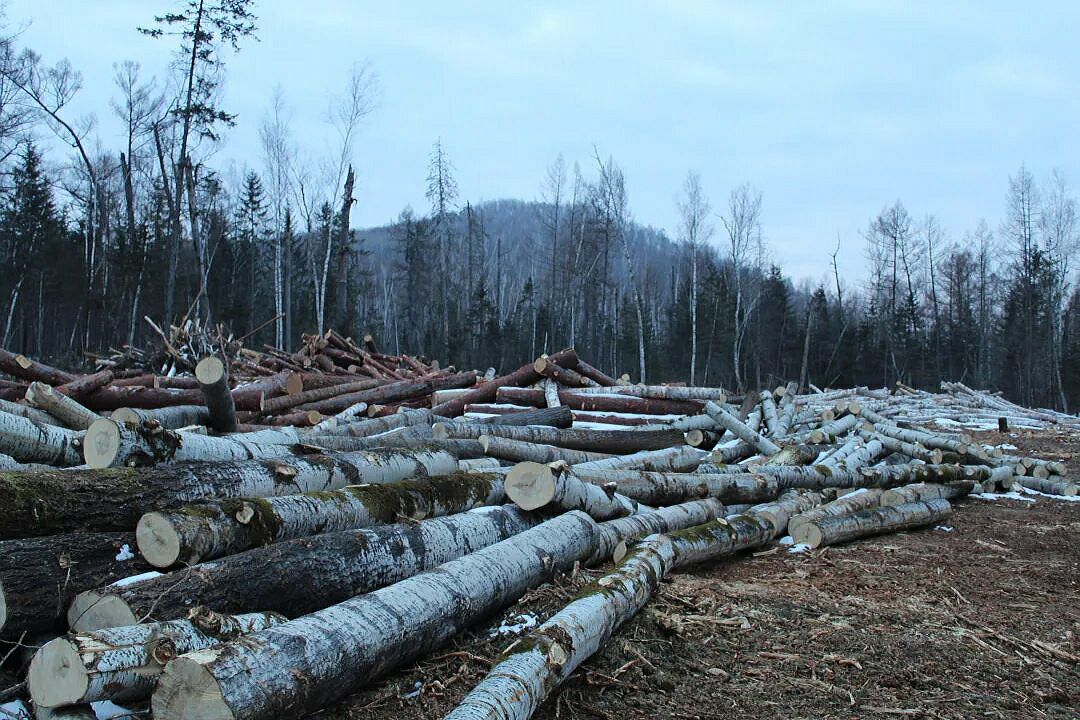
[
  {"x1": 111, "y1": 405, "x2": 211, "y2": 430},
  {"x1": 70, "y1": 506, "x2": 540, "y2": 631},
  {"x1": 259, "y1": 378, "x2": 382, "y2": 414},
  {"x1": 1011, "y1": 476, "x2": 1078, "y2": 496},
  {"x1": 574, "y1": 359, "x2": 618, "y2": 387},
  {"x1": 29, "y1": 609, "x2": 285, "y2": 707},
  {"x1": 704, "y1": 401, "x2": 780, "y2": 455},
  {"x1": 195, "y1": 357, "x2": 238, "y2": 433},
  {"x1": 24, "y1": 382, "x2": 100, "y2": 430},
  {"x1": 152, "y1": 512, "x2": 602, "y2": 720},
  {"x1": 435, "y1": 423, "x2": 686, "y2": 454},
  {"x1": 0, "y1": 348, "x2": 75, "y2": 385},
  {"x1": 0, "y1": 531, "x2": 153, "y2": 637},
  {"x1": 684, "y1": 429, "x2": 722, "y2": 448},
  {"x1": 571, "y1": 446, "x2": 707, "y2": 473},
  {"x1": 532, "y1": 357, "x2": 598, "y2": 388},
  {"x1": 504, "y1": 462, "x2": 637, "y2": 519},
  {"x1": 429, "y1": 349, "x2": 579, "y2": 417},
  {"x1": 496, "y1": 387, "x2": 703, "y2": 416},
  {"x1": 82, "y1": 419, "x2": 300, "y2": 468},
  {"x1": 570, "y1": 469, "x2": 778, "y2": 505},
  {"x1": 788, "y1": 488, "x2": 884, "y2": 541},
  {"x1": 795, "y1": 498, "x2": 952, "y2": 549},
  {"x1": 0, "y1": 409, "x2": 84, "y2": 465},
  {"x1": 704, "y1": 440, "x2": 757, "y2": 465},
  {"x1": 585, "y1": 497, "x2": 728, "y2": 565},
  {"x1": 806, "y1": 414, "x2": 862, "y2": 443},
  {"x1": 0, "y1": 448, "x2": 458, "y2": 539},
  {"x1": 55, "y1": 370, "x2": 115, "y2": 402},
  {"x1": 879, "y1": 481, "x2": 976, "y2": 507},
  {"x1": 479, "y1": 435, "x2": 613, "y2": 465},
  {"x1": 138, "y1": 472, "x2": 506, "y2": 567},
  {"x1": 541, "y1": 379, "x2": 561, "y2": 408}
]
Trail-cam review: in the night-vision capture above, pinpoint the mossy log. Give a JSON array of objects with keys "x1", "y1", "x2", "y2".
[
  {"x1": 793, "y1": 498, "x2": 952, "y2": 549},
  {"x1": 137, "y1": 472, "x2": 506, "y2": 567},
  {"x1": 879, "y1": 481, "x2": 975, "y2": 507},
  {"x1": 788, "y1": 488, "x2": 884, "y2": 540}
]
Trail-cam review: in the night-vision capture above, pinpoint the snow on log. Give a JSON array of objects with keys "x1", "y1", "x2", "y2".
[
  {"x1": 504, "y1": 462, "x2": 636, "y2": 519},
  {"x1": 195, "y1": 357, "x2": 238, "y2": 433},
  {"x1": 1011, "y1": 476, "x2": 1079, "y2": 496},
  {"x1": 137, "y1": 472, "x2": 506, "y2": 567},
  {"x1": 794, "y1": 499, "x2": 953, "y2": 549},
  {"x1": 436, "y1": 422, "x2": 686, "y2": 454},
  {"x1": 29, "y1": 608, "x2": 285, "y2": 707},
  {"x1": 879, "y1": 481, "x2": 975, "y2": 507}
]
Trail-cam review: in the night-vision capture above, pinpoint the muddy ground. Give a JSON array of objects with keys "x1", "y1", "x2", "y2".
[{"x1": 320, "y1": 428, "x2": 1079, "y2": 720}]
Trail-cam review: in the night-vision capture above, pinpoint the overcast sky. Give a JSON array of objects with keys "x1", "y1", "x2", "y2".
[{"x1": 6, "y1": 1, "x2": 1078, "y2": 282}]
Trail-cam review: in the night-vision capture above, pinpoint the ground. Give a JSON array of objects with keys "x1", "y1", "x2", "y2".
[{"x1": 314, "y1": 428, "x2": 1079, "y2": 720}]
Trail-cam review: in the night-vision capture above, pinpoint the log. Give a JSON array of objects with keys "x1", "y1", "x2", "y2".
[
  {"x1": 532, "y1": 356, "x2": 598, "y2": 388},
  {"x1": 293, "y1": 377, "x2": 438, "y2": 415},
  {"x1": 435, "y1": 422, "x2": 686, "y2": 454},
  {"x1": 568, "y1": 385, "x2": 729, "y2": 402},
  {"x1": 807, "y1": 414, "x2": 862, "y2": 443},
  {"x1": 570, "y1": 469, "x2": 778, "y2": 505},
  {"x1": 151, "y1": 512, "x2": 601, "y2": 720},
  {"x1": 54, "y1": 370, "x2": 114, "y2": 402},
  {"x1": 704, "y1": 401, "x2": 781, "y2": 455},
  {"x1": 195, "y1": 357, "x2": 237, "y2": 433},
  {"x1": 0, "y1": 531, "x2": 153, "y2": 636},
  {"x1": 429, "y1": 348, "x2": 579, "y2": 417},
  {"x1": 879, "y1": 481, "x2": 975, "y2": 507},
  {"x1": 137, "y1": 472, "x2": 506, "y2": 567},
  {"x1": 1011, "y1": 476, "x2": 1079, "y2": 496},
  {"x1": 70, "y1": 506, "x2": 540, "y2": 631},
  {"x1": 0, "y1": 398, "x2": 62, "y2": 425},
  {"x1": 111, "y1": 405, "x2": 211, "y2": 430},
  {"x1": 504, "y1": 462, "x2": 636, "y2": 519},
  {"x1": 81, "y1": 373, "x2": 290, "y2": 413},
  {"x1": 25, "y1": 381, "x2": 101, "y2": 429},
  {"x1": 459, "y1": 457, "x2": 502, "y2": 472},
  {"x1": 684, "y1": 429, "x2": 721, "y2": 448},
  {"x1": 794, "y1": 499, "x2": 952, "y2": 549},
  {"x1": 307, "y1": 401, "x2": 368, "y2": 433},
  {"x1": 259, "y1": 378, "x2": 381, "y2": 414},
  {"x1": 314, "y1": 408, "x2": 433, "y2": 437},
  {"x1": 0, "y1": 448, "x2": 459, "y2": 539},
  {"x1": 29, "y1": 608, "x2": 285, "y2": 707},
  {"x1": 462, "y1": 405, "x2": 573, "y2": 429},
  {"x1": 445, "y1": 511, "x2": 773, "y2": 720},
  {"x1": 574, "y1": 358, "x2": 617, "y2": 387},
  {"x1": 479, "y1": 435, "x2": 613, "y2": 465},
  {"x1": 0, "y1": 409, "x2": 84, "y2": 465},
  {"x1": 749, "y1": 490, "x2": 824, "y2": 536},
  {"x1": 541, "y1": 379, "x2": 561, "y2": 407},
  {"x1": 788, "y1": 488, "x2": 884, "y2": 541},
  {"x1": 0, "y1": 348, "x2": 75, "y2": 385},
  {"x1": 496, "y1": 386, "x2": 703, "y2": 416},
  {"x1": 759, "y1": 390, "x2": 780, "y2": 435},
  {"x1": 570, "y1": 445, "x2": 707, "y2": 473},
  {"x1": 585, "y1": 497, "x2": 728, "y2": 564}
]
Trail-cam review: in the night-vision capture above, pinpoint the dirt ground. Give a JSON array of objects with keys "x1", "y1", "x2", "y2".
[{"x1": 317, "y1": 428, "x2": 1079, "y2": 720}]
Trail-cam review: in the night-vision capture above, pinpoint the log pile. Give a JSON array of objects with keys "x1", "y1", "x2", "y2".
[{"x1": 0, "y1": 339, "x2": 1077, "y2": 719}]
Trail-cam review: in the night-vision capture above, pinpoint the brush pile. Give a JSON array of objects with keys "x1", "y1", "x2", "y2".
[{"x1": 0, "y1": 340, "x2": 1076, "y2": 720}]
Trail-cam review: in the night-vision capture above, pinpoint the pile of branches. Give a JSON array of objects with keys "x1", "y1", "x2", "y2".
[{"x1": 0, "y1": 343, "x2": 1076, "y2": 719}]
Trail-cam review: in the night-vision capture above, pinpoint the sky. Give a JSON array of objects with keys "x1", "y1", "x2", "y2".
[{"x1": 5, "y1": 1, "x2": 1078, "y2": 283}]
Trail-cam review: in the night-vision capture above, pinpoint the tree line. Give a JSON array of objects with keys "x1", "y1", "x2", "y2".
[{"x1": 0, "y1": 2, "x2": 1076, "y2": 411}]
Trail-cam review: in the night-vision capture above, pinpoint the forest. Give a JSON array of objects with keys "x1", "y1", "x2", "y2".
[{"x1": 0, "y1": 1, "x2": 1077, "y2": 413}]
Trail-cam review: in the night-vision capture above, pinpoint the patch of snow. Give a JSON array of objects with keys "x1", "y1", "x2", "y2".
[
  {"x1": 489, "y1": 612, "x2": 539, "y2": 638},
  {"x1": 933, "y1": 418, "x2": 962, "y2": 427},
  {"x1": 935, "y1": 525, "x2": 954, "y2": 532},
  {"x1": 115, "y1": 543, "x2": 135, "y2": 561},
  {"x1": 400, "y1": 680, "x2": 423, "y2": 700},
  {"x1": 92, "y1": 701, "x2": 133, "y2": 719},
  {"x1": 787, "y1": 543, "x2": 811, "y2": 554},
  {"x1": 972, "y1": 492, "x2": 1036, "y2": 503},
  {"x1": 572, "y1": 421, "x2": 637, "y2": 431},
  {"x1": 112, "y1": 570, "x2": 163, "y2": 587},
  {"x1": 0, "y1": 700, "x2": 29, "y2": 720},
  {"x1": 996, "y1": 443, "x2": 1018, "y2": 450},
  {"x1": 778, "y1": 535, "x2": 795, "y2": 546},
  {"x1": 1018, "y1": 486, "x2": 1080, "y2": 502}
]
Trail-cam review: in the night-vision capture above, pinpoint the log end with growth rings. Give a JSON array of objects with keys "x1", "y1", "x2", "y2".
[
  {"x1": 28, "y1": 637, "x2": 88, "y2": 707},
  {"x1": 67, "y1": 590, "x2": 138, "y2": 632},
  {"x1": 153, "y1": 653, "x2": 235, "y2": 720},
  {"x1": 504, "y1": 461, "x2": 558, "y2": 511},
  {"x1": 789, "y1": 523, "x2": 824, "y2": 548},
  {"x1": 137, "y1": 512, "x2": 183, "y2": 568},
  {"x1": 83, "y1": 418, "x2": 122, "y2": 469},
  {"x1": 195, "y1": 356, "x2": 228, "y2": 388}
]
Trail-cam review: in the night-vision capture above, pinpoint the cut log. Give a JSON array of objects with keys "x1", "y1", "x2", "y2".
[
  {"x1": 111, "y1": 405, "x2": 211, "y2": 430},
  {"x1": 151, "y1": 512, "x2": 602, "y2": 720},
  {"x1": 479, "y1": 435, "x2": 613, "y2": 465},
  {"x1": 29, "y1": 608, "x2": 285, "y2": 707},
  {"x1": 259, "y1": 378, "x2": 382, "y2": 414},
  {"x1": 704, "y1": 401, "x2": 781, "y2": 455},
  {"x1": 749, "y1": 490, "x2": 824, "y2": 537},
  {"x1": 195, "y1": 357, "x2": 238, "y2": 433},
  {"x1": 684, "y1": 429, "x2": 721, "y2": 448},
  {"x1": 570, "y1": 469, "x2": 778, "y2": 505},
  {"x1": 807, "y1": 414, "x2": 861, "y2": 443},
  {"x1": 0, "y1": 398, "x2": 62, "y2": 426},
  {"x1": 0, "y1": 531, "x2": 153, "y2": 636},
  {"x1": 436, "y1": 422, "x2": 685, "y2": 454},
  {"x1": 541, "y1": 379, "x2": 561, "y2": 407},
  {"x1": 1011, "y1": 476, "x2": 1078, "y2": 496},
  {"x1": 568, "y1": 385, "x2": 729, "y2": 402},
  {"x1": 137, "y1": 472, "x2": 506, "y2": 567},
  {"x1": 70, "y1": 506, "x2": 540, "y2": 631},
  {"x1": 307, "y1": 402, "x2": 368, "y2": 433},
  {"x1": 496, "y1": 387, "x2": 703, "y2": 416},
  {"x1": 25, "y1": 381, "x2": 101, "y2": 430},
  {"x1": 293, "y1": 377, "x2": 439, "y2": 415},
  {"x1": 466, "y1": 405, "x2": 573, "y2": 428},
  {"x1": 313, "y1": 408, "x2": 434, "y2": 438},
  {"x1": 585, "y1": 497, "x2": 728, "y2": 564},
  {"x1": 0, "y1": 409, "x2": 84, "y2": 465},
  {"x1": 532, "y1": 356, "x2": 598, "y2": 388},
  {"x1": 574, "y1": 358, "x2": 617, "y2": 387},
  {"x1": 54, "y1": 370, "x2": 114, "y2": 402},
  {"x1": 879, "y1": 481, "x2": 975, "y2": 507},
  {"x1": 0, "y1": 448, "x2": 458, "y2": 539},
  {"x1": 429, "y1": 348, "x2": 579, "y2": 417},
  {"x1": 0, "y1": 348, "x2": 75, "y2": 385},
  {"x1": 788, "y1": 488, "x2": 884, "y2": 541},
  {"x1": 571, "y1": 445, "x2": 707, "y2": 473},
  {"x1": 795, "y1": 498, "x2": 952, "y2": 549},
  {"x1": 504, "y1": 462, "x2": 636, "y2": 519}
]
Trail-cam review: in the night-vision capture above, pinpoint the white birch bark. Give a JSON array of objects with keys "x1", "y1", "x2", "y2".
[
  {"x1": 704, "y1": 401, "x2": 780, "y2": 455},
  {"x1": 0, "y1": 398, "x2": 62, "y2": 426},
  {"x1": 312, "y1": 408, "x2": 434, "y2": 438},
  {"x1": 25, "y1": 382, "x2": 101, "y2": 430},
  {"x1": 570, "y1": 468, "x2": 777, "y2": 506},
  {"x1": 570, "y1": 446, "x2": 707, "y2": 473},
  {"x1": 759, "y1": 390, "x2": 780, "y2": 436},
  {"x1": 1011, "y1": 476, "x2": 1078, "y2": 496},
  {"x1": 879, "y1": 481, "x2": 976, "y2": 507},
  {"x1": 795, "y1": 498, "x2": 952, "y2": 549},
  {"x1": 748, "y1": 490, "x2": 824, "y2": 537},
  {"x1": 788, "y1": 488, "x2": 883, "y2": 541},
  {"x1": 111, "y1": 405, "x2": 212, "y2": 430},
  {"x1": 0, "y1": 409, "x2": 84, "y2": 465},
  {"x1": 504, "y1": 462, "x2": 636, "y2": 519},
  {"x1": 83, "y1": 419, "x2": 299, "y2": 468},
  {"x1": 541, "y1": 379, "x2": 561, "y2": 408}
]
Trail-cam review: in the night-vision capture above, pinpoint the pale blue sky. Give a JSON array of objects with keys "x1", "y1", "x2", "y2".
[{"x1": 8, "y1": 1, "x2": 1078, "y2": 281}]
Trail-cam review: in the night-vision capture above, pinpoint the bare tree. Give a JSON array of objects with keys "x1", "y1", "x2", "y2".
[
  {"x1": 259, "y1": 85, "x2": 293, "y2": 346},
  {"x1": 676, "y1": 170, "x2": 713, "y2": 385},
  {"x1": 540, "y1": 154, "x2": 566, "y2": 348},
  {"x1": 427, "y1": 137, "x2": 457, "y2": 357},
  {"x1": 721, "y1": 183, "x2": 764, "y2": 392},
  {"x1": 1039, "y1": 169, "x2": 1078, "y2": 410}
]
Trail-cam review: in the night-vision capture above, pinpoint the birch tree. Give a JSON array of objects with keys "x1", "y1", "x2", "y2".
[
  {"x1": 677, "y1": 171, "x2": 713, "y2": 384},
  {"x1": 722, "y1": 183, "x2": 763, "y2": 392},
  {"x1": 259, "y1": 86, "x2": 294, "y2": 347}
]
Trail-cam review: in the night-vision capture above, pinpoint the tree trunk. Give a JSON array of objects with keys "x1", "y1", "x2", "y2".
[
  {"x1": 429, "y1": 348, "x2": 579, "y2": 417},
  {"x1": 574, "y1": 359, "x2": 618, "y2": 387},
  {"x1": 541, "y1": 379, "x2": 561, "y2": 408},
  {"x1": 570, "y1": 469, "x2": 778, "y2": 505},
  {"x1": 138, "y1": 472, "x2": 506, "y2": 567},
  {"x1": 479, "y1": 435, "x2": 613, "y2": 465},
  {"x1": 0, "y1": 448, "x2": 459, "y2": 539},
  {"x1": 0, "y1": 410, "x2": 84, "y2": 465},
  {"x1": 70, "y1": 506, "x2": 540, "y2": 632},
  {"x1": 1011, "y1": 476, "x2": 1078, "y2": 496},
  {"x1": 704, "y1": 401, "x2": 780, "y2": 455},
  {"x1": 749, "y1": 490, "x2": 824, "y2": 537},
  {"x1": 29, "y1": 609, "x2": 285, "y2": 708},
  {"x1": 435, "y1": 422, "x2": 686, "y2": 454},
  {"x1": 570, "y1": 385, "x2": 729, "y2": 402},
  {"x1": 504, "y1": 462, "x2": 637, "y2": 519},
  {"x1": 195, "y1": 357, "x2": 237, "y2": 433},
  {"x1": 794, "y1": 498, "x2": 952, "y2": 549},
  {"x1": 787, "y1": 488, "x2": 884, "y2": 541},
  {"x1": 24, "y1": 382, "x2": 101, "y2": 430},
  {"x1": 0, "y1": 531, "x2": 152, "y2": 637}
]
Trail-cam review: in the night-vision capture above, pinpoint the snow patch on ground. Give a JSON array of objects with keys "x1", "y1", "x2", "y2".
[
  {"x1": 489, "y1": 612, "x2": 539, "y2": 637},
  {"x1": 995, "y1": 443, "x2": 1018, "y2": 450},
  {"x1": 935, "y1": 525, "x2": 954, "y2": 532},
  {"x1": 787, "y1": 543, "x2": 811, "y2": 554},
  {"x1": 0, "y1": 700, "x2": 29, "y2": 720},
  {"x1": 92, "y1": 701, "x2": 134, "y2": 719},
  {"x1": 778, "y1": 535, "x2": 795, "y2": 545},
  {"x1": 972, "y1": 492, "x2": 1036, "y2": 503},
  {"x1": 1019, "y1": 486, "x2": 1080, "y2": 502},
  {"x1": 115, "y1": 543, "x2": 135, "y2": 561}
]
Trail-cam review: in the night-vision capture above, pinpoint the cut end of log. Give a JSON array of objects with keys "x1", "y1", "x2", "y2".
[
  {"x1": 532, "y1": 357, "x2": 550, "y2": 374},
  {"x1": 154, "y1": 655, "x2": 234, "y2": 720},
  {"x1": 790, "y1": 522, "x2": 822, "y2": 548},
  {"x1": 83, "y1": 418, "x2": 122, "y2": 469},
  {"x1": 195, "y1": 356, "x2": 227, "y2": 386},
  {"x1": 15, "y1": 354, "x2": 31, "y2": 369},
  {"x1": 28, "y1": 638, "x2": 88, "y2": 707},
  {"x1": 110, "y1": 407, "x2": 139, "y2": 424},
  {"x1": 684, "y1": 429, "x2": 709, "y2": 448},
  {"x1": 504, "y1": 461, "x2": 557, "y2": 511},
  {"x1": 431, "y1": 422, "x2": 451, "y2": 440},
  {"x1": 67, "y1": 591, "x2": 137, "y2": 632},
  {"x1": 137, "y1": 512, "x2": 182, "y2": 568},
  {"x1": 612, "y1": 540, "x2": 628, "y2": 563},
  {"x1": 286, "y1": 372, "x2": 304, "y2": 395}
]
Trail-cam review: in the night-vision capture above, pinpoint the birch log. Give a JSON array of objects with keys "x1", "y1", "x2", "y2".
[
  {"x1": 430, "y1": 348, "x2": 579, "y2": 417},
  {"x1": 29, "y1": 609, "x2": 285, "y2": 707},
  {"x1": 312, "y1": 408, "x2": 433, "y2": 437},
  {"x1": 25, "y1": 382, "x2": 101, "y2": 430},
  {"x1": 196, "y1": 357, "x2": 238, "y2": 433},
  {"x1": 0, "y1": 448, "x2": 458, "y2": 539},
  {"x1": 794, "y1": 499, "x2": 952, "y2": 549},
  {"x1": 151, "y1": 512, "x2": 601, "y2": 720},
  {"x1": 1, "y1": 531, "x2": 153, "y2": 636},
  {"x1": 704, "y1": 401, "x2": 780, "y2": 455},
  {"x1": 1011, "y1": 476, "x2": 1079, "y2": 496},
  {"x1": 788, "y1": 488, "x2": 883, "y2": 541},
  {"x1": 479, "y1": 435, "x2": 613, "y2": 465},
  {"x1": 749, "y1": 490, "x2": 824, "y2": 536},
  {"x1": 0, "y1": 409, "x2": 84, "y2": 464},
  {"x1": 879, "y1": 481, "x2": 976, "y2": 506},
  {"x1": 542, "y1": 379, "x2": 560, "y2": 408},
  {"x1": 570, "y1": 469, "x2": 778, "y2": 505},
  {"x1": 70, "y1": 506, "x2": 538, "y2": 631},
  {"x1": 532, "y1": 357, "x2": 598, "y2": 388},
  {"x1": 0, "y1": 398, "x2": 61, "y2": 425},
  {"x1": 570, "y1": 445, "x2": 707, "y2": 473},
  {"x1": 137, "y1": 472, "x2": 506, "y2": 567},
  {"x1": 436, "y1": 422, "x2": 685, "y2": 453},
  {"x1": 111, "y1": 405, "x2": 211, "y2": 430},
  {"x1": 504, "y1": 462, "x2": 636, "y2": 519},
  {"x1": 496, "y1": 387, "x2": 703, "y2": 416}
]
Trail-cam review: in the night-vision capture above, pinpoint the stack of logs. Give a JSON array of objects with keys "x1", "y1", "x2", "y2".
[{"x1": 0, "y1": 342, "x2": 1076, "y2": 720}]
